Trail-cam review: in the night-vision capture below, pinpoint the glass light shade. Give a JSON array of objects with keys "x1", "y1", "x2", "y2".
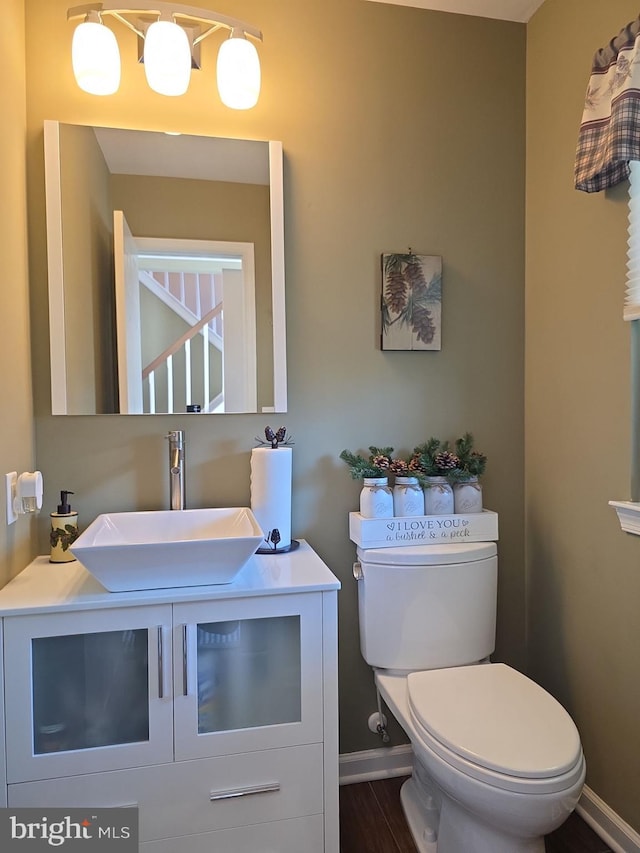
[
  {"x1": 217, "y1": 34, "x2": 261, "y2": 110},
  {"x1": 144, "y1": 20, "x2": 191, "y2": 96},
  {"x1": 72, "y1": 21, "x2": 121, "y2": 96}
]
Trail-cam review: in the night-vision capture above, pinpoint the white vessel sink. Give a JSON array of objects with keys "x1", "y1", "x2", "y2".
[{"x1": 70, "y1": 507, "x2": 265, "y2": 592}]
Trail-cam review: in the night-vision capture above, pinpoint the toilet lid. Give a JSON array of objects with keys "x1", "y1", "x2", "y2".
[{"x1": 407, "y1": 664, "x2": 582, "y2": 780}]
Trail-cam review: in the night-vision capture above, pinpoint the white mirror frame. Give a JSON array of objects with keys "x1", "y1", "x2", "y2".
[{"x1": 44, "y1": 120, "x2": 287, "y2": 415}]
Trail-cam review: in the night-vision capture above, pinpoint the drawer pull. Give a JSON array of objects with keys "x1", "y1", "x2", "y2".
[
  {"x1": 157, "y1": 626, "x2": 164, "y2": 699},
  {"x1": 209, "y1": 782, "x2": 281, "y2": 801},
  {"x1": 182, "y1": 624, "x2": 189, "y2": 696}
]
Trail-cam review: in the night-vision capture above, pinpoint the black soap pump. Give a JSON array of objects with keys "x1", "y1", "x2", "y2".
[{"x1": 50, "y1": 490, "x2": 79, "y2": 563}]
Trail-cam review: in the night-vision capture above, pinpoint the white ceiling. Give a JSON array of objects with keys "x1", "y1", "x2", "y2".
[
  {"x1": 93, "y1": 127, "x2": 270, "y2": 185},
  {"x1": 364, "y1": 0, "x2": 546, "y2": 23}
]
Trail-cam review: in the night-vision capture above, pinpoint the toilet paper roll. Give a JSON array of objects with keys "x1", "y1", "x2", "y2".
[{"x1": 250, "y1": 447, "x2": 292, "y2": 549}]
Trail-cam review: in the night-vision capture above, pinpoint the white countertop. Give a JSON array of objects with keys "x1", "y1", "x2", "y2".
[{"x1": 0, "y1": 540, "x2": 340, "y2": 616}]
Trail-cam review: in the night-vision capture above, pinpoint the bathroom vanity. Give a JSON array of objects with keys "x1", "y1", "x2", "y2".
[{"x1": 0, "y1": 541, "x2": 340, "y2": 852}]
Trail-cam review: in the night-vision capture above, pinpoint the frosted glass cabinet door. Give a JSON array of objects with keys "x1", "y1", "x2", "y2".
[
  {"x1": 173, "y1": 593, "x2": 324, "y2": 760},
  {"x1": 3, "y1": 604, "x2": 174, "y2": 784}
]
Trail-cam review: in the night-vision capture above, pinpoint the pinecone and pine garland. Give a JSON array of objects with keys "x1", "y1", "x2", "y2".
[
  {"x1": 340, "y1": 435, "x2": 486, "y2": 486},
  {"x1": 339, "y1": 447, "x2": 394, "y2": 480},
  {"x1": 410, "y1": 438, "x2": 460, "y2": 478},
  {"x1": 448, "y1": 432, "x2": 487, "y2": 482}
]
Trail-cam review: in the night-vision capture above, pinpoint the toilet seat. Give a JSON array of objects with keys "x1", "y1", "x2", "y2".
[{"x1": 407, "y1": 664, "x2": 584, "y2": 794}]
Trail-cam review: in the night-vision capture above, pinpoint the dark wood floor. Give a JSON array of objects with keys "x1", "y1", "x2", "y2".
[{"x1": 339, "y1": 777, "x2": 613, "y2": 853}]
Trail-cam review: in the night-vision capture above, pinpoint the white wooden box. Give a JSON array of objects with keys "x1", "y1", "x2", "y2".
[{"x1": 349, "y1": 510, "x2": 499, "y2": 549}]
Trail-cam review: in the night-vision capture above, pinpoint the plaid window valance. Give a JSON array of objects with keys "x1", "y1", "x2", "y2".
[{"x1": 575, "y1": 17, "x2": 640, "y2": 193}]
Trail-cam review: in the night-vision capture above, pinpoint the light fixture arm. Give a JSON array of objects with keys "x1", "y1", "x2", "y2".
[
  {"x1": 192, "y1": 23, "x2": 223, "y2": 47},
  {"x1": 67, "y1": 2, "x2": 263, "y2": 41},
  {"x1": 109, "y1": 11, "x2": 145, "y2": 39}
]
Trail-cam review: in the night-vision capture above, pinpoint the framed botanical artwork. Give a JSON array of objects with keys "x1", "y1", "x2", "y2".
[{"x1": 381, "y1": 253, "x2": 442, "y2": 351}]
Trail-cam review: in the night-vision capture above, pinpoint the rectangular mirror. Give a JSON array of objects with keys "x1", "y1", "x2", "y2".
[{"x1": 44, "y1": 121, "x2": 287, "y2": 415}]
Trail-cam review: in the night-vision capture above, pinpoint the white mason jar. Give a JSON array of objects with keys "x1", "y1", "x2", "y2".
[
  {"x1": 423, "y1": 476, "x2": 454, "y2": 515},
  {"x1": 453, "y1": 476, "x2": 483, "y2": 513},
  {"x1": 393, "y1": 476, "x2": 425, "y2": 517},
  {"x1": 360, "y1": 477, "x2": 393, "y2": 518}
]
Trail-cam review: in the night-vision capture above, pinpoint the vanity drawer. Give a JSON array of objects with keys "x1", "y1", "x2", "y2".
[
  {"x1": 7, "y1": 743, "x2": 324, "y2": 841},
  {"x1": 141, "y1": 814, "x2": 324, "y2": 853}
]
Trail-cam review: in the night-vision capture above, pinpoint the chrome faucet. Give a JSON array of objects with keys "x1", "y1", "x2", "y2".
[{"x1": 166, "y1": 430, "x2": 185, "y2": 510}]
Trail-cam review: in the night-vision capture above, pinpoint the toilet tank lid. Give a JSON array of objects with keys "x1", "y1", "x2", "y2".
[
  {"x1": 408, "y1": 664, "x2": 582, "y2": 779},
  {"x1": 357, "y1": 541, "x2": 496, "y2": 565}
]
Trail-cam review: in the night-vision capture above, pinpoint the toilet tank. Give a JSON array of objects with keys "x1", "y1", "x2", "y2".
[{"x1": 356, "y1": 541, "x2": 497, "y2": 671}]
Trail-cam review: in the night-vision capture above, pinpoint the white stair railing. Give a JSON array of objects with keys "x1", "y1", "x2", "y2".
[
  {"x1": 143, "y1": 302, "x2": 222, "y2": 414},
  {"x1": 145, "y1": 270, "x2": 223, "y2": 343}
]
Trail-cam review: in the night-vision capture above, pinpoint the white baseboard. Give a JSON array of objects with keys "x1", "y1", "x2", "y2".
[
  {"x1": 339, "y1": 745, "x2": 413, "y2": 785},
  {"x1": 577, "y1": 785, "x2": 640, "y2": 853},
  {"x1": 339, "y1": 749, "x2": 640, "y2": 852}
]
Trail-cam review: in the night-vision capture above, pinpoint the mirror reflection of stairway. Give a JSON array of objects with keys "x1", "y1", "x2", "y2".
[{"x1": 141, "y1": 267, "x2": 225, "y2": 413}]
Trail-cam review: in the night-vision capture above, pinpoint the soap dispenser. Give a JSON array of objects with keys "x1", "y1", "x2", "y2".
[{"x1": 50, "y1": 490, "x2": 79, "y2": 563}]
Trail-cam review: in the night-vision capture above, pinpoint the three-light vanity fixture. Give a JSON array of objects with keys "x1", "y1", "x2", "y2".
[{"x1": 67, "y1": 2, "x2": 262, "y2": 109}]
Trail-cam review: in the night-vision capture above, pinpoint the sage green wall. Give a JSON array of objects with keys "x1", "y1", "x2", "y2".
[
  {"x1": 527, "y1": 0, "x2": 640, "y2": 831},
  {"x1": 25, "y1": 0, "x2": 525, "y2": 754},
  {"x1": 0, "y1": 0, "x2": 36, "y2": 586}
]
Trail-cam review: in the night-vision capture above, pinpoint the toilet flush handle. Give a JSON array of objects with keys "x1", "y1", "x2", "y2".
[{"x1": 353, "y1": 561, "x2": 363, "y2": 580}]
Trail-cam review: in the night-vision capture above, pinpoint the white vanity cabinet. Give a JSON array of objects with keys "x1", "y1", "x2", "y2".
[
  {"x1": 0, "y1": 626, "x2": 6, "y2": 809},
  {"x1": 0, "y1": 541, "x2": 340, "y2": 853}
]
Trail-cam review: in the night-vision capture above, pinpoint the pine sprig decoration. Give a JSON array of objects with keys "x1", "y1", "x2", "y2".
[
  {"x1": 340, "y1": 447, "x2": 394, "y2": 480},
  {"x1": 448, "y1": 432, "x2": 487, "y2": 482},
  {"x1": 413, "y1": 436, "x2": 442, "y2": 459},
  {"x1": 368, "y1": 445, "x2": 394, "y2": 470},
  {"x1": 340, "y1": 435, "x2": 486, "y2": 484},
  {"x1": 454, "y1": 431, "x2": 475, "y2": 460},
  {"x1": 409, "y1": 438, "x2": 461, "y2": 477},
  {"x1": 410, "y1": 437, "x2": 445, "y2": 476},
  {"x1": 467, "y1": 451, "x2": 487, "y2": 477}
]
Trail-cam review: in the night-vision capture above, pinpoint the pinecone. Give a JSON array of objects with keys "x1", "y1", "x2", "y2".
[
  {"x1": 412, "y1": 303, "x2": 437, "y2": 344},
  {"x1": 404, "y1": 257, "x2": 437, "y2": 344},
  {"x1": 385, "y1": 269, "x2": 409, "y2": 314},
  {"x1": 371, "y1": 454, "x2": 391, "y2": 470},
  {"x1": 390, "y1": 459, "x2": 409, "y2": 475},
  {"x1": 408, "y1": 455, "x2": 425, "y2": 473},
  {"x1": 434, "y1": 451, "x2": 460, "y2": 472},
  {"x1": 403, "y1": 257, "x2": 428, "y2": 290}
]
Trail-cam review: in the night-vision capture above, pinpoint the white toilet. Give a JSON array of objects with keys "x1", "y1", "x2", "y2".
[{"x1": 356, "y1": 540, "x2": 585, "y2": 853}]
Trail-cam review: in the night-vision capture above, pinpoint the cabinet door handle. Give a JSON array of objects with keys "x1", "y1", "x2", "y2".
[
  {"x1": 209, "y1": 782, "x2": 281, "y2": 802},
  {"x1": 182, "y1": 624, "x2": 189, "y2": 696},
  {"x1": 157, "y1": 626, "x2": 164, "y2": 699}
]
